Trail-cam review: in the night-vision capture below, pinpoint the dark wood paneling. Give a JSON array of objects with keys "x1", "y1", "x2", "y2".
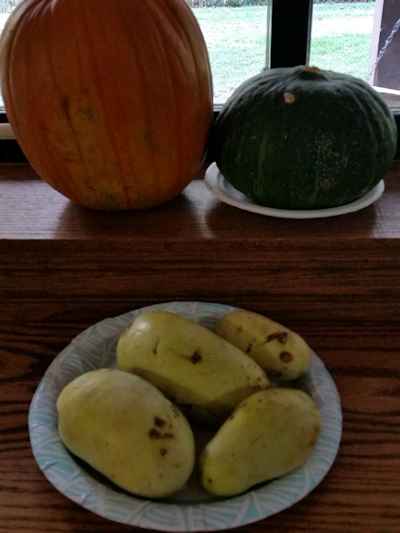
[{"x1": 1, "y1": 163, "x2": 400, "y2": 532}]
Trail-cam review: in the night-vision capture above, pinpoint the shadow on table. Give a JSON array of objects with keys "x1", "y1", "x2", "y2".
[
  {"x1": 204, "y1": 198, "x2": 380, "y2": 240},
  {"x1": 53, "y1": 190, "x2": 201, "y2": 240}
]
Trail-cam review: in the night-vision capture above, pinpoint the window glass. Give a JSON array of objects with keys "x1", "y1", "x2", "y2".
[
  {"x1": 310, "y1": 0, "x2": 376, "y2": 80},
  {"x1": 370, "y1": 0, "x2": 400, "y2": 94},
  {"x1": 310, "y1": 0, "x2": 400, "y2": 98},
  {"x1": 2, "y1": 2, "x2": 398, "y2": 111},
  {"x1": 189, "y1": 1, "x2": 270, "y2": 104},
  {"x1": 0, "y1": 1, "x2": 19, "y2": 111},
  {"x1": 0, "y1": 1, "x2": 16, "y2": 34}
]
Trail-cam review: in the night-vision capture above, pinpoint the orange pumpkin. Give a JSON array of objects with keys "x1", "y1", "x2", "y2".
[{"x1": 0, "y1": 0, "x2": 213, "y2": 210}]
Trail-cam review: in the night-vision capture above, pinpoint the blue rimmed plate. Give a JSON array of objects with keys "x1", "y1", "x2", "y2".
[{"x1": 29, "y1": 301, "x2": 342, "y2": 531}]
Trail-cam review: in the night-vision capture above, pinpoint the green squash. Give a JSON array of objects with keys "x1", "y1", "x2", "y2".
[{"x1": 211, "y1": 66, "x2": 397, "y2": 210}]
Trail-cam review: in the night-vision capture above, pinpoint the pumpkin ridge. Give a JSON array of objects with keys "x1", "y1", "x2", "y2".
[
  {"x1": 349, "y1": 79, "x2": 397, "y2": 159},
  {"x1": 120, "y1": 0, "x2": 160, "y2": 205},
  {"x1": 33, "y1": 1, "x2": 78, "y2": 198},
  {"x1": 142, "y1": 0, "x2": 183, "y2": 197},
  {"x1": 20, "y1": 1, "x2": 91, "y2": 203},
  {"x1": 183, "y1": 1, "x2": 214, "y2": 178},
  {"x1": 168, "y1": 1, "x2": 213, "y2": 109},
  {"x1": 344, "y1": 83, "x2": 385, "y2": 186},
  {"x1": 113, "y1": 1, "x2": 158, "y2": 207},
  {"x1": 140, "y1": 0, "x2": 186, "y2": 205},
  {"x1": 18, "y1": 1, "x2": 81, "y2": 201},
  {"x1": 34, "y1": 1, "x2": 80, "y2": 200},
  {"x1": 158, "y1": 0, "x2": 213, "y2": 183},
  {"x1": 58, "y1": 1, "x2": 101, "y2": 204},
  {"x1": 81, "y1": 0, "x2": 133, "y2": 209},
  {"x1": 0, "y1": 0, "x2": 43, "y2": 142},
  {"x1": 158, "y1": 0, "x2": 200, "y2": 105}
]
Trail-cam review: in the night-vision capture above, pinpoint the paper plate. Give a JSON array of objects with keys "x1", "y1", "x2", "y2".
[
  {"x1": 29, "y1": 301, "x2": 342, "y2": 532},
  {"x1": 205, "y1": 163, "x2": 385, "y2": 219}
]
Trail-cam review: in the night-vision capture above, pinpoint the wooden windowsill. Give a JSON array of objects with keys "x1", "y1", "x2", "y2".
[
  {"x1": 1, "y1": 163, "x2": 400, "y2": 532},
  {"x1": 1, "y1": 163, "x2": 400, "y2": 242}
]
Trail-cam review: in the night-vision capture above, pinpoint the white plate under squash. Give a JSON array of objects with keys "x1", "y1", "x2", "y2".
[{"x1": 205, "y1": 163, "x2": 385, "y2": 219}]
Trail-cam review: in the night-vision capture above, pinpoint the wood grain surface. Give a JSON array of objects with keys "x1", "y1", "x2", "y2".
[{"x1": 1, "y1": 164, "x2": 400, "y2": 533}]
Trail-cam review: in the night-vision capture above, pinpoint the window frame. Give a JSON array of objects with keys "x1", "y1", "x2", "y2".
[
  {"x1": 0, "y1": 0, "x2": 399, "y2": 162},
  {"x1": 270, "y1": 0, "x2": 313, "y2": 68}
]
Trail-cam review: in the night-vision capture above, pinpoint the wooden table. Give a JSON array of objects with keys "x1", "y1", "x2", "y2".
[{"x1": 1, "y1": 164, "x2": 400, "y2": 532}]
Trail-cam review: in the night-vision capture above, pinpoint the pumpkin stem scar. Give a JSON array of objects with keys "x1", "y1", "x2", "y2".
[
  {"x1": 283, "y1": 92, "x2": 296, "y2": 104},
  {"x1": 304, "y1": 66, "x2": 320, "y2": 73}
]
